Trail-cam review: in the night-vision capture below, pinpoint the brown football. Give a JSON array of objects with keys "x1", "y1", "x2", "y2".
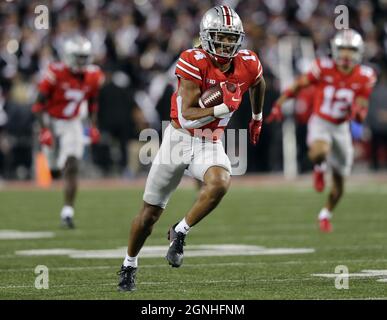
[{"x1": 199, "y1": 82, "x2": 236, "y2": 108}]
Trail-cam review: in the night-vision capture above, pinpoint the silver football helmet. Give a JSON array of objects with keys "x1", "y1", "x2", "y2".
[
  {"x1": 62, "y1": 35, "x2": 93, "y2": 72},
  {"x1": 199, "y1": 5, "x2": 245, "y2": 60},
  {"x1": 331, "y1": 29, "x2": 364, "y2": 65}
]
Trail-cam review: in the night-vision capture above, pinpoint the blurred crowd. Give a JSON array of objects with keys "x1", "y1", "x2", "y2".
[{"x1": 1, "y1": 0, "x2": 387, "y2": 180}]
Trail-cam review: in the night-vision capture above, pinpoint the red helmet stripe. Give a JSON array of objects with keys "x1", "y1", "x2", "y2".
[
  {"x1": 225, "y1": 6, "x2": 233, "y2": 25},
  {"x1": 220, "y1": 5, "x2": 231, "y2": 26}
]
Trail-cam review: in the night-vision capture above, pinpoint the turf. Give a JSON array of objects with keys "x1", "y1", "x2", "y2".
[{"x1": 0, "y1": 183, "x2": 386, "y2": 299}]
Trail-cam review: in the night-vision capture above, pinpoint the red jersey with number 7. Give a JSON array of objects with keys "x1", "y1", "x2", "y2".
[
  {"x1": 34, "y1": 62, "x2": 104, "y2": 119},
  {"x1": 306, "y1": 57, "x2": 376, "y2": 124},
  {"x1": 171, "y1": 48, "x2": 263, "y2": 140}
]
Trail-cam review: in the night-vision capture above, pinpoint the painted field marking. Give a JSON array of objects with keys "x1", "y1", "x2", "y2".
[
  {"x1": 0, "y1": 230, "x2": 55, "y2": 240},
  {"x1": 15, "y1": 244, "x2": 315, "y2": 259},
  {"x1": 2, "y1": 259, "x2": 387, "y2": 273},
  {"x1": 0, "y1": 277, "x2": 317, "y2": 290},
  {"x1": 312, "y1": 269, "x2": 387, "y2": 283}
]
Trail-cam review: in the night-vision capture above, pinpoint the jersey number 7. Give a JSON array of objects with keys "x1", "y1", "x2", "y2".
[{"x1": 63, "y1": 89, "x2": 85, "y2": 117}]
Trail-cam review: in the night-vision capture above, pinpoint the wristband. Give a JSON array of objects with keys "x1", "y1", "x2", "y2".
[
  {"x1": 252, "y1": 112, "x2": 262, "y2": 121},
  {"x1": 214, "y1": 103, "x2": 230, "y2": 118}
]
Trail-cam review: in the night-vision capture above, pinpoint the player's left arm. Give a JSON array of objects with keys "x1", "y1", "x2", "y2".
[
  {"x1": 352, "y1": 96, "x2": 369, "y2": 123},
  {"x1": 352, "y1": 69, "x2": 377, "y2": 123},
  {"x1": 249, "y1": 76, "x2": 266, "y2": 117},
  {"x1": 248, "y1": 75, "x2": 266, "y2": 145},
  {"x1": 87, "y1": 94, "x2": 101, "y2": 144},
  {"x1": 88, "y1": 95, "x2": 99, "y2": 127},
  {"x1": 87, "y1": 70, "x2": 105, "y2": 143}
]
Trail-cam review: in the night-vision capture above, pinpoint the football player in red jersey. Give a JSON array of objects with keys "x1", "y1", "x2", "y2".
[
  {"x1": 118, "y1": 5, "x2": 266, "y2": 291},
  {"x1": 32, "y1": 36, "x2": 104, "y2": 229},
  {"x1": 267, "y1": 29, "x2": 377, "y2": 233}
]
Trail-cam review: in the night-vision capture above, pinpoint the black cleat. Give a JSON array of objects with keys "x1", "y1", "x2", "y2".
[
  {"x1": 166, "y1": 224, "x2": 186, "y2": 268},
  {"x1": 117, "y1": 265, "x2": 137, "y2": 292},
  {"x1": 61, "y1": 216, "x2": 75, "y2": 229}
]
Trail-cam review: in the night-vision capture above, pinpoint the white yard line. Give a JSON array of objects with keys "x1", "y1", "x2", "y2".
[
  {"x1": 1, "y1": 276, "x2": 384, "y2": 290},
  {"x1": 0, "y1": 230, "x2": 55, "y2": 240},
  {"x1": 2, "y1": 258, "x2": 387, "y2": 273},
  {"x1": 11, "y1": 245, "x2": 315, "y2": 259},
  {"x1": 0, "y1": 277, "x2": 316, "y2": 290}
]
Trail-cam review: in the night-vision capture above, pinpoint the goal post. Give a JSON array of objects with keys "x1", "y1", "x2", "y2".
[{"x1": 277, "y1": 35, "x2": 315, "y2": 179}]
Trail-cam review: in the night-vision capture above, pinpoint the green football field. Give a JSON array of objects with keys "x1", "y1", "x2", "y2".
[{"x1": 0, "y1": 180, "x2": 386, "y2": 300}]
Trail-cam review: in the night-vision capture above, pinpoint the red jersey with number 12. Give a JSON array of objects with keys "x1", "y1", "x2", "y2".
[
  {"x1": 306, "y1": 57, "x2": 376, "y2": 124},
  {"x1": 171, "y1": 48, "x2": 263, "y2": 140},
  {"x1": 36, "y1": 62, "x2": 104, "y2": 119}
]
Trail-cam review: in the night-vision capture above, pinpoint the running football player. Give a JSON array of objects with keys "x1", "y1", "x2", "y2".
[
  {"x1": 32, "y1": 36, "x2": 104, "y2": 228},
  {"x1": 267, "y1": 29, "x2": 376, "y2": 232},
  {"x1": 118, "y1": 5, "x2": 266, "y2": 291}
]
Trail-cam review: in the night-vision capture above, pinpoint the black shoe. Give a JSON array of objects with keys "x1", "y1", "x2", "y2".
[
  {"x1": 61, "y1": 216, "x2": 75, "y2": 229},
  {"x1": 117, "y1": 265, "x2": 137, "y2": 292},
  {"x1": 166, "y1": 224, "x2": 186, "y2": 268}
]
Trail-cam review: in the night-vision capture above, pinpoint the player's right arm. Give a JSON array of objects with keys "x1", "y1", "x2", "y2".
[
  {"x1": 175, "y1": 50, "x2": 213, "y2": 121},
  {"x1": 178, "y1": 78, "x2": 215, "y2": 121},
  {"x1": 32, "y1": 92, "x2": 54, "y2": 147},
  {"x1": 275, "y1": 74, "x2": 312, "y2": 107},
  {"x1": 179, "y1": 78, "x2": 241, "y2": 122},
  {"x1": 32, "y1": 63, "x2": 56, "y2": 125},
  {"x1": 32, "y1": 93, "x2": 48, "y2": 128},
  {"x1": 32, "y1": 64, "x2": 56, "y2": 146},
  {"x1": 267, "y1": 59, "x2": 320, "y2": 122},
  {"x1": 176, "y1": 50, "x2": 240, "y2": 123}
]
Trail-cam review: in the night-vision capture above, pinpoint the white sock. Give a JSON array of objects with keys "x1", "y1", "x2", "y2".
[
  {"x1": 318, "y1": 208, "x2": 332, "y2": 220},
  {"x1": 60, "y1": 206, "x2": 74, "y2": 219},
  {"x1": 174, "y1": 218, "x2": 191, "y2": 235},
  {"x1": 314, "y1": 162, "x2": 327, "y2": 172},
  {"x1": 123, "y1": 254, "x2": 138, "y2": 268}
]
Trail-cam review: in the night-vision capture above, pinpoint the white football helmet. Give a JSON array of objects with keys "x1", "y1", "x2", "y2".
[
  {"x1": 199, "y1": 5, "x2": 245, "y2": 61},
  {"x1": 62, "y1": 35, "x2": 93, "y2": 72},
  {"x1": 331, "y1": 29, "x2": 364, "y2": 65}
]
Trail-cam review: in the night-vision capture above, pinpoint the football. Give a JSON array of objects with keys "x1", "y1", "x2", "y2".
[{"x1": 199, "y1": 82, "x2": 236, "y2": 108}]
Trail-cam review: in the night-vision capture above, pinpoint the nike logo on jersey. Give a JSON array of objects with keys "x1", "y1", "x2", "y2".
[
  {"x1": 232, "y1": 97, "x2": 241, "y2": 102},
  {"x1": 238, "y1": 82, "x2": 246, "y2": 87}
]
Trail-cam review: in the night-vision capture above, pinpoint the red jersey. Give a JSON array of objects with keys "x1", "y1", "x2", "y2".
[
  {"x1": 306, "y1": 57, "x2": 376, "y2": 124},
  {"x1": 171, "y1": 48, "x2": 263, "y2": 140},
  {"x1": 35, "y1": 62, "x2": 104, "y2": 119}
]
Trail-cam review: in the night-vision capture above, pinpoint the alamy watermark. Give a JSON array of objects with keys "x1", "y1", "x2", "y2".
[
  {"x1": 34, "y1": 5, "x2": 49, "y2": 30},
  {"x1": 34, "y1": 265, "x2": 49, "y2": 289},
  {"x1": 334, "y1": 5, "x2": 349, "y2": 30},
  {"x1": 138, "y1": 121, "x2": 248, "y2": 176},
  {"x1": 334, "y1": 265, "x2": 349, "y2": 290}
]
